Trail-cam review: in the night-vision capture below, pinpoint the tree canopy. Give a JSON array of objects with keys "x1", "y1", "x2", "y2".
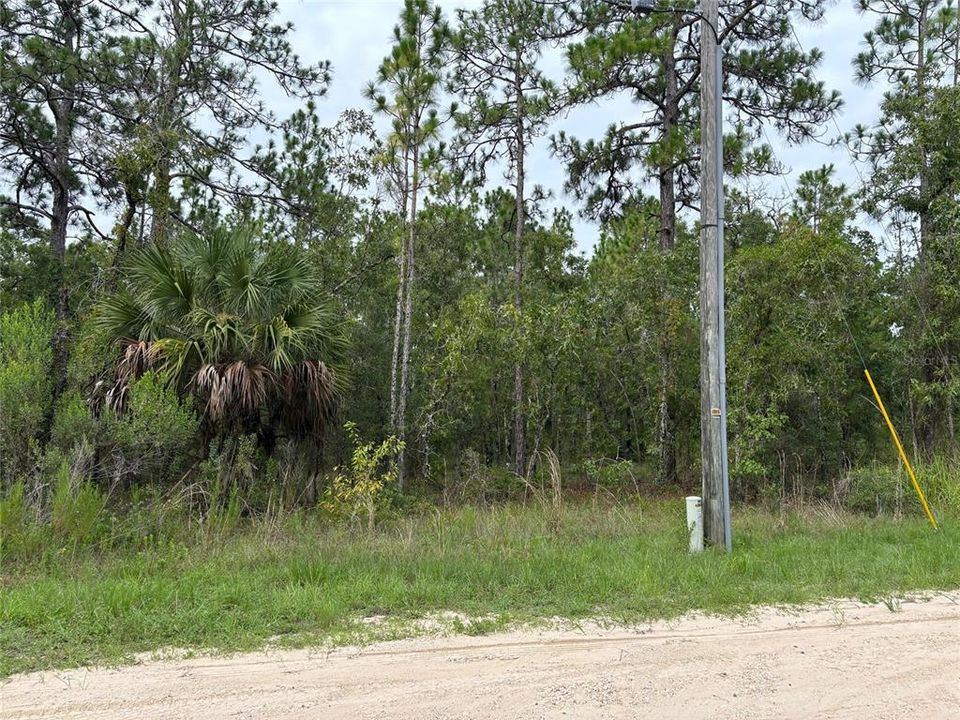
[{"x1": 0, "y1": 0, "x2": 957, "y2": 510}]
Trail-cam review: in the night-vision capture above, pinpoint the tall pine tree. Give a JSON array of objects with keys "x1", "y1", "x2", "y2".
[
  {"x1": 450, "y1": 0, "x2": 561, "y2": 476},
  {"x1": 366, "y1": 0, "x2": 449, "y2": 490},
  {"x1": 853, "y1": 0, "x2": 959, "y2": 455}
]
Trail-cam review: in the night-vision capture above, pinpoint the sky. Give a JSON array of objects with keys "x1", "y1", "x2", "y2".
[{"x1": 270, "y1": 0, "x2": 886, "y2": 254}]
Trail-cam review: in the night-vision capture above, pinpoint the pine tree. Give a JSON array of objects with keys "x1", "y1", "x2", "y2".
[
  {"x1": 129, "y1": 0, "x2": 330, "y2": 244},
  {"x1": 450, "y1": 0, "x2": 561, "y2": 477},
  {"x1": 0, "y1": 0, "x2": 148, "y2": 430},
  {"x1": 853, "y1": 0, "x2": 959, "y2": 455},
  {"x1": 553, "y1": 0, "x2": 841, "y2": 481},
  {"x1": 366, "y1": 0, "x2": 449, "y2": 490}
]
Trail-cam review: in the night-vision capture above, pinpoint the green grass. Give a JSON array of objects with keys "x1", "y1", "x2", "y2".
[{"x1": 2, "y1": 499, "x2": 958, "y2": 677}]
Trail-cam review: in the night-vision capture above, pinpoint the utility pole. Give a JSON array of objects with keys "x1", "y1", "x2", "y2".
[
  {"x1": 624, "y1": 0, "x2": 732, "y2": 550},
  {"x1": 697, "y1": 0, "x2": 732, "y2": 551}
]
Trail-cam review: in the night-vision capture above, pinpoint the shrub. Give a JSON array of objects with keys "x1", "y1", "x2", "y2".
[
  {"x1": 50, "y1": 372, "x2": 200, "y2": 489},
  {"x1": 107, "y1": 372, "x2": 199, "y2": 485},
  {"x1": 839, "y1": 458, "x2": 958, "y2": 520},
  {"x1": 728, "y1": 406, "x2": 787, "y2": 500},
  {"x1": 0, "y1": 480, "x2": 44, "y2": 557},
  {"x1": 448, "y1": 448, "x2": 525, "y2": 504},
  {"x1": 0, "y1": 300, "x2": 54, "y2": 485},
  {"x1": 581, "y1": 458, "x2": 640, "y2": 492},
  {"x1": 840, "y1": 464, "x2": 903, "y2": 516},
  {"x1": 195, "y1": 434, "x2": 261, "y2": 518},
  {"x1": 50, "y1": 391, "x2": 99, "y2": 452},
  {"x1": 916, "y1": 457, "x2": 960, "y2": 518},
  {"x1": 321, "y1": 423, "x2": 402, "y2": 530},
  {"x1": 50, "y1": 459, "x2": 105, "y2": 545}
]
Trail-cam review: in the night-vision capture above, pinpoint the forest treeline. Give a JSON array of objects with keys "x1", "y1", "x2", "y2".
[{"x1": 0, "y1": 0, "x2": 958, "y2": 516}]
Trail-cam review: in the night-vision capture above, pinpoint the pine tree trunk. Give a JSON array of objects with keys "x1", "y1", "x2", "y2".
[
  {"x1": 149, "y1": 158, "x2": 172, "y2": 244},
  {"x1": 656, "y1": 353, "x2": 674, "y2": 482},
  {"x1": 659, "y1": 19, "x2": 679, "y2": 253},
  {"x1": 388, "y1": 242, "x2": 406, "y2": 429},
  {"x1": 389, "y1": 150, "x2": 411, "y2": 433},
  {"x1": 915, "y1": 137, "x2": 937, "y2": 458},
  {"x1": 396, "y1": 144, "x2": 419, "y2": 492},
  {"x1": 49, "y1": 182, "x2": 70, "y2": 438},
  {"x1": 149, "y1": 0, "x2": 187, "y2": 245},
  {"x1": 110, "y1": 197, "x2": 138, "y2": 274},
  {"x1": 43, "y1": 4, "x2": 79, "y2": 442},
  {"x1": 954, "y1": 19, "x2": 959, "y2": 87},
  {"x1": 946, "y1": 374, "x2": 957, "y2": 458},
  {"x1": 915, "y1": 1, "x2": 938, "y2": 458}
]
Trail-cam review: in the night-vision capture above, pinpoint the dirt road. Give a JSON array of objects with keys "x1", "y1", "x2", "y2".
[{"x1": 2, "y1": 594, "x2": 958, "y2": 720}]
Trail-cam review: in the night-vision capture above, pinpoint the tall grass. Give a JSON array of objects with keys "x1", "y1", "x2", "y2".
[
  {"x1": 840, "y1": 457, "x2": 960, "y2": 521},
  {"x1": 2, "y1": 494, "x2": 957, "y2": 677}
]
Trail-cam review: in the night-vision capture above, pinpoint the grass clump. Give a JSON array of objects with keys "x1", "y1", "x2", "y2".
[{"x1": 1, "y1": 497, "x2": 957, "y2": 677}]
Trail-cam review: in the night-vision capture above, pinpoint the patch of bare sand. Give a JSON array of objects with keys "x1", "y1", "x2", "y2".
[{"x1": 2, "y1": 593, "x2": 958, "y2": 719}]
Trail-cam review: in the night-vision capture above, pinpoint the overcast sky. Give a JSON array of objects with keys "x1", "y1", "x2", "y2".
[{"x1": 271, "y1": 1, "x2": 885, "y2": 254}]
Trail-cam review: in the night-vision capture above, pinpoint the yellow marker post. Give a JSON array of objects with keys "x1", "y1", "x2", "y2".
[{"x1": 864, "y1": 369, "x2": 938, "y2": 530}]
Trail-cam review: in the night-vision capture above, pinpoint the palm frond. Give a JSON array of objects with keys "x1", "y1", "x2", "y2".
[
  {"x1": 279, "y1": 360, "x2": 339, "y2": 438},
  {"x1": 95, "y1": 291, "x2": 151, "y2": 340},
  {"x1": 97, "y1": 224, "x2": 348, "y2": 451},
  {"x1": 105, "y1": 340, "x2": 159, "y2": 413},
  {"x1": 152, "y1": 337, "x2": 204, "y2": 387},
  {"x1": 130, "y1": 243, "x2": 195, "y2": 323}
]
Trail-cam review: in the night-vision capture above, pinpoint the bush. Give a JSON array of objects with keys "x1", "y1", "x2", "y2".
[
  {"x1": 50, "y1": 371, "x2": 200, "y2": 489},
  {"x1": 839, "y1": 458, "x2": 959, "y2": 519},
  {"x1": 840, "y1": 464, "x2": 903, "y2": 515},
  {"x1": 0, "y1": 300, "x2": 54, "y2": 485},
  {"x1": 195, "y1": 434, "x2": 261, "y2": 521},
  {"x1": 916, "y1": 457, "x2": 960, "y2": 518},
  {"x1": 107, "y1": 372, "x2": 199, "y2": 485},
  {"x1": 50, "y1": 391, "x2": 99, "y2": 451},
  {"x1": 728, "y1": 406, "x2": 787, "y2": 500},
  {"x1": 447, "y1": 448, "x2": 525, "y2": 504},
  {"x1": 0, "y1": 480, "x2": 44, "y2": 557},
  {"x1": 321, "y1": 424, "x2": 402, "y2": 530},
  {"x1": 581, "y1": 458, "x2": 640, "y2": 492}
]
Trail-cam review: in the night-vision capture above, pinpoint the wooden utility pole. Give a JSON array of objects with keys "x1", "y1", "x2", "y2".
[
  {"x1": 624, "y1": 0, "x2": 732, "y2": 549},
  {"x1": 698, "y1": 0, "x2": 732, "y2": 551}
]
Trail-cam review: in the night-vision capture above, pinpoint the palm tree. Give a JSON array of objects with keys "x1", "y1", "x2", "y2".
[{"x1": 96, "y1": 225, "x2": 347, "y2": 450}]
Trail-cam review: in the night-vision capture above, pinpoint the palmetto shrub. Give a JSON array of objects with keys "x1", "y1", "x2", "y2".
[{"x1": 96, "y1": 226, "x2": 347, "y2": 451}]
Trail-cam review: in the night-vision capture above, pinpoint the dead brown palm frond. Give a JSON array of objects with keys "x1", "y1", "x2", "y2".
[
  {"x1": 191, "y1": 363, "x2": 228, "y2": 422},
  {"x1": 118, "y1": 340, "x2": 156, "y2": 383},
  {"x1": 222, "y1": 361, "x2": 271, "y2": 414},
  {"x1": 104, "y1": 382, "x2": 129, "y2": 414},
  {"x1": 106, "y1": 340, "x2": 160, "y2": 413},
  {"x1": 279, "y1": 360, "x2": 338, "y2": 438},
  {"x1": 189, "y1": 361, "x2": 277, "y2": 428}
]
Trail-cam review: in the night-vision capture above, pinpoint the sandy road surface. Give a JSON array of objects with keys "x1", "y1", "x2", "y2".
[{"x1": 2, "y1": 594, "x2": 958, "y2": 720}]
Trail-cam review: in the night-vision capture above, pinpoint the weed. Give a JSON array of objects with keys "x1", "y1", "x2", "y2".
[{"x1": 50, "y1": 459, "x2": 105, "y2": 546}]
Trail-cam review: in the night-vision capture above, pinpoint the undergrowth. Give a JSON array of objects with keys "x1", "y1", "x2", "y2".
[{"x1": 1, "y1": 491, "x2": 957, "y2": 677}]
